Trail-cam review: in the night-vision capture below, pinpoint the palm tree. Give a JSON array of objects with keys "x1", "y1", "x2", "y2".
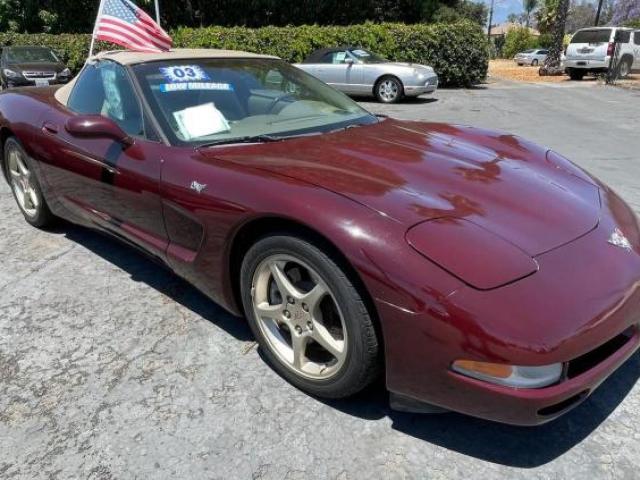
[
  {"x1": 523, "y1": 0, "x2": 539, "y2": 27},
  {"x1": 541, "y1": 0, "x2": 570, "y2": 73}
]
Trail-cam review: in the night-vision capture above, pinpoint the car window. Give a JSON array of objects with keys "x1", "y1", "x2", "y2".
[
  {"x1": 68, "y1": 61, "x2": 144, "y2": 138},
  {"x1": 616, "y1": 31, "x2": 631, "y2": 44},
  {"x1": 6, "y1": 47, "x2": 59, "y2": 63},
  {"x1": 571, "y1": 29, "x2": 612, "y2": 43},
  {"x1": 133, "y1": 58, "x2": 376, "y2": 146},
  {"x1": 635, "y1": 32, "x2": 640, "y2": 45},
  {"x1": 538, "y1": 50, "x2": 548, "y2": 55},
  {"x1": 320, "y1": 51, "x2": 348, "y2": 64}
]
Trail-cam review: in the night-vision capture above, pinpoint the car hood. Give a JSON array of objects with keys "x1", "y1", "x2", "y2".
[
  {"x1": 385, "y1": 62, "x2": 435, "y2": 72},
  {"x1": 6, "y1": 62, "x2": 65, "y2": 73},
  {"x1": 204, "y1": 119, "x2": 600, "y2": 256}
]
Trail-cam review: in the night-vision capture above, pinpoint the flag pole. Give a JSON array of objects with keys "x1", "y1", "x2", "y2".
[
  {"x1": 88, "y1": 0, "x2": 105, "y2": 59},
  {"x1": 154, "y1": 0, "x2": 160, "y2": 25}
]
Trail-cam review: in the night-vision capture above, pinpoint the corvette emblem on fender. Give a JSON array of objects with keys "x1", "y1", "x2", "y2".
[
  {"x1": 190, "y1": 181, "x2": 207, "y2": 194},
  {"x1": 608, "y1": 228, "x2": 632, "y2": 251}
]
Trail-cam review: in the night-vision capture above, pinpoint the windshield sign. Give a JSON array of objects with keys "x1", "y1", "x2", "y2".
[{"x1": 133, "y1": 58, "x2": 377, "y2": 145}]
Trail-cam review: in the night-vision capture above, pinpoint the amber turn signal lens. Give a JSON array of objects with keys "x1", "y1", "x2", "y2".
[{"x1": 452, "y1": 360, "x2": 513, "y2": 379}]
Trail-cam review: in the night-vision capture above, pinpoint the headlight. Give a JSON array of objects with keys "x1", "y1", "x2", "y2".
[
  {"x1": 452, "y1": 360, "x2": 563, "y2": 388},
  {"x1": 3, "y1": 69, "x2": 20, "y2": 78},
  {"x1": 59, "y1": 68, "x2": 71, "y2": 77}
]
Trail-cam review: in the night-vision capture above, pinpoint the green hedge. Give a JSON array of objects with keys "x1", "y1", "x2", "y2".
[{"x1": 0, "y1": 22, "x2": 488, "y2": 87}]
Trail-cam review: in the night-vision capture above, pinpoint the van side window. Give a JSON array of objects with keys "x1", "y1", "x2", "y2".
[
  {"x1": 635, "y1": 32, "x2": 640, "y2": 45},
  {"x1": 617, "y1": 31, "x2": 631, "y2": 44}
]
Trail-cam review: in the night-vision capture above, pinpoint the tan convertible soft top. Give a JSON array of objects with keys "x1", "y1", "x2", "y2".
[{"x1": 55, "y1": 48, "x2": 279, "y2": 105}]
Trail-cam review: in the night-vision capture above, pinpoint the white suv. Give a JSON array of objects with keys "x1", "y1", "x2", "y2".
[{"x1": 565, "y1": 27, "x2": 640, "y2": 80}]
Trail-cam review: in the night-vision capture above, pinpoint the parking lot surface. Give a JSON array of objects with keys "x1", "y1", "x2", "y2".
[{"x1": 1, "y1": 80, "x2": 640, "y2": 479}]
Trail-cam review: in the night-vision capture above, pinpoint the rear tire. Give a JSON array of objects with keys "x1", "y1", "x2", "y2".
[
  {"x1": 240, "y1": 234, "x2": 381, "y2": 399},
  {"x1": 617, "y1": 58, "x2": 632, "y2": 79},
  {"x1": 568, "y1": 69, "x2": 585, "y2": 81},
  {"x1": 532, "y1": 59, "x2": 539, "y2": 66},
  {"x1": 4, "y1": 137, "x2": 56, "y2": 228}
]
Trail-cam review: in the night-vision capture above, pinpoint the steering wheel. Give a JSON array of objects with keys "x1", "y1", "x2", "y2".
[{"x1": 266, "y1": 93, "x2": 296, "y2": 114}]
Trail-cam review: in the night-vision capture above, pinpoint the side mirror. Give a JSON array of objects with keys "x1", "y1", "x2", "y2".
[
  {"x1": 344, "y1": 57, "x2": 355, "y2": 66},
  {"x1": 65, "y1": 115, "x2": 134, "y2": 147}
]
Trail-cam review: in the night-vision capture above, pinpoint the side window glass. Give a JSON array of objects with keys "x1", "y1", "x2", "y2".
[
  {"x1": 68, "y1": 63, "x2": 105, "y2": 114},
  {"x1": 618, "y1": 31, "x2": 631, "y2": 43},
  {"x1": 68, "y1": 61, "x2": 144, "y2": 138},
  {"x1": 98, "y1": 62, "x2": 144, "y2": 137},
  {"x1": 634, "y1": 32, "x2": 640, "y2": 45}
]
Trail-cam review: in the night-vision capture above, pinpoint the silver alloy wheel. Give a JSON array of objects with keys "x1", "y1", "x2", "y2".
[
  {"x1": 378, "y1": 79, "x2": 399, "y2": 102},
  {"x1": 251, "y1": 254, "x2": 348, "y2": 380},
  {"x1": 7, "y1": 147, "x2": 39, "y2": 218}
]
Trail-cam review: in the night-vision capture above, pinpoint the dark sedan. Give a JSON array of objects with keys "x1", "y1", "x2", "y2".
[
  {"x1": 1, "y1": 49, "x2": 639, "y2": 426},
  {"x1": 1, "y1": 45, "x2": 71, "y2": 89}
]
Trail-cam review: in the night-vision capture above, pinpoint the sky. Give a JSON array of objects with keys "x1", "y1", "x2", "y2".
[{"x1": 481, "y1": 0, "x2": 525, "y2": 24}]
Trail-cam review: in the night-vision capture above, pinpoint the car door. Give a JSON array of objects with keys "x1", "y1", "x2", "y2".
[
  {"x1": 312, "y1": 51, "x2": 350, "y2": 91},
  {"x1": 37, "y1": 60, "x2": 169, "y2": 259},
  {"x1": 633, "y1": 32, "x2": 640, "y2": 67}
]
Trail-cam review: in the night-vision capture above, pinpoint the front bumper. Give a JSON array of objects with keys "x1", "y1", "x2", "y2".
[
  {"x1": 404, "y1": 76, "x2": 438, "y2": 96},
  {"x1": 3, "y1": 77, "x2": 70, "y2": 88},
  {"x1": 379, "y1": 187, "x2": 640, "y2": 426}
]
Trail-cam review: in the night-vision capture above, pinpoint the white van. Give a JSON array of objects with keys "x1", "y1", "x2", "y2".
[{"x1": 565, "y1": 27, "x2": 640, "y2": 80}]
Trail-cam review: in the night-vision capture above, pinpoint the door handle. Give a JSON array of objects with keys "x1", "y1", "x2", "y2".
[{"x1": 42, "y1": 122, "x2": 59, "y2": 134}]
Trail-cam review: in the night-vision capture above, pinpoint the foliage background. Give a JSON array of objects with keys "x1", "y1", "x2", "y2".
[
  {"x1": 0, "y1": 22, "x2": 489, "y2": 87},
  {"x1": 0, "y1": 0, "x2": 487, "y2": 33}
]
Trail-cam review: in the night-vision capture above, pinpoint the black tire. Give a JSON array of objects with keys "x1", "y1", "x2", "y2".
[
  {"x1": 617, "y1": 57, "x2": 632, "y2": 79},
  {"x1": 532, "y1": 59, "x2": 539, "y2": 66},
  {"x1": 240, "y1": 234, "x2": 381, "y2": 399},
  {"x1": 374, "y1": 75, "x2": 403, "y2": 104},
  {"x1": 568, "y1": 69, "x2": 585, "y2": 81},
  {"x1": 4, "y1": 137, "x2": 56, "y2": 228}
]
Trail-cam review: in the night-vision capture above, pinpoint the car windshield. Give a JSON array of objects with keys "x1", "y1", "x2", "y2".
[
  {"x1": 571, "y1": 29, "x2": 611, "y2": 43},
  {"x1": 6, "y1": 47, "x2": 59, "y2": 63},
  {"x1": 133, "y1": 58, "x2": 377, "y2": 146},
  {"x1": 349, "y1": 49, "x2": 387, "y2": 64},
  {"x1": 522, "y1": 49, "x2": 536, "y2": 54}
]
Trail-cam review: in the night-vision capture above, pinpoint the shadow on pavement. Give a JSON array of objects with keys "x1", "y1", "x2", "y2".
[
  {"x1": 61, "y1": 224, "x2": 252, "y2": 342},
  {"x1": 54, "y1": 223, "x2": 640, "y2": 468},
  {"x1": 325, "y1": 350, "x2": 640, "y2": 468}
]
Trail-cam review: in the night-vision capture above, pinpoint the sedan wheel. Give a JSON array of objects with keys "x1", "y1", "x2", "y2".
[
  {"x1": 241, "y1": 235, "x2": 381, "y2": 398},
  {"x1": 375, "y1": 76, "x2": 403, "y2": 103},
  {"x1": 4, "y1": 137, "x2": 55, "y2": 227}
]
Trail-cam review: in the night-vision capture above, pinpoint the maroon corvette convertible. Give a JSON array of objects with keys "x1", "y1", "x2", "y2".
[{"x1": 1, "y1": 49, "x2": 639, "y2": 425}]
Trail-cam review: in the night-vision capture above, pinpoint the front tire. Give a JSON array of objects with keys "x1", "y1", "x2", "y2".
[
  {"x1": 4, "y1": 137, "x2": 56, "y2": 228},
  {"x1": 240, "y1": 234, "x2": 381, "y2": 399},
  {"x1": 375, "y1": 76, "x2": 403, "y2": 103},
  {"x1": 532, "y1": 59, "x2": 539, "y2": 66}
]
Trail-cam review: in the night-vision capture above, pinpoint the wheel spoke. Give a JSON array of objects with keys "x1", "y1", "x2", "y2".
[
  {"x1": 255, "y1": 301, "x2": 284, "y2": 322},
  {"x1": 311, "y1": 321, "x2": 345, "y2": 361},
  {"x1": 301, "y1": 283, "x2": 327, "y2": 312},
  {"x1": 269, "y1": 261, "x2": 302, "y2": 299},
  {"x1": 15, "y1": 154, "x2": 29, "y2": 176},
  {"x1": 291, "y1": 333, "x2": 309, "y2": 369}
]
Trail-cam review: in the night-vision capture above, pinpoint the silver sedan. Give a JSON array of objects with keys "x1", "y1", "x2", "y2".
[
  {"x1": 514, "y1": 49, "x2": 549, "y2": 66},
  {"x1": 295, "y1": 47, "x2": 438, "y2": 103}
]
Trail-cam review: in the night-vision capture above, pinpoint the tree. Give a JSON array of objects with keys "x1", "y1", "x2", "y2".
[
  {"x1": 523, "y1": 0, "x2": 539, "y2": 27},
  {"x1": 611, "y1": 0, "x2": 640, "y2": 25},
  {"x1": 541, "y1": 0, "x2": 570, "y2": 73},
  {"x1": 503, "y1": 25, "x2": 538, "y2": 57}
]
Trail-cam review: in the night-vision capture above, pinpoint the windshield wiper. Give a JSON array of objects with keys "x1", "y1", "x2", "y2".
[{"x1": 198, "y1": 134, "x2": 284, "y2": 148}]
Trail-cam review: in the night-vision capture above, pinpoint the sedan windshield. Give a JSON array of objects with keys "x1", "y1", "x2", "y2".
[
  {"x1": 349, "y1": 49, "x2": 387, "y2": 64},
  {"x1": 6, "y1": 47, "x2": 59, "y2": 63},
  {"x1": 133, "y1": 58, "x2": 377, "y2": 146}
]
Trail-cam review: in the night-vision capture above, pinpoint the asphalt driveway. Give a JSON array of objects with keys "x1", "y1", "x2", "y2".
[{"x1": 2, "y1": 80, "x2": 640, "y2": 479}]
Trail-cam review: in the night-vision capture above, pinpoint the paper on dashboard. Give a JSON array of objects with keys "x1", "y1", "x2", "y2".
[{"x1": 173, "y1": 102, "x2": 230, "y2": 140}]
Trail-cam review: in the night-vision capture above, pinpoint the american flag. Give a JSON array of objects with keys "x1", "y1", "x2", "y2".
[{"x1": 95, "y1": 0, "x2": 172, "y2": 52}]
